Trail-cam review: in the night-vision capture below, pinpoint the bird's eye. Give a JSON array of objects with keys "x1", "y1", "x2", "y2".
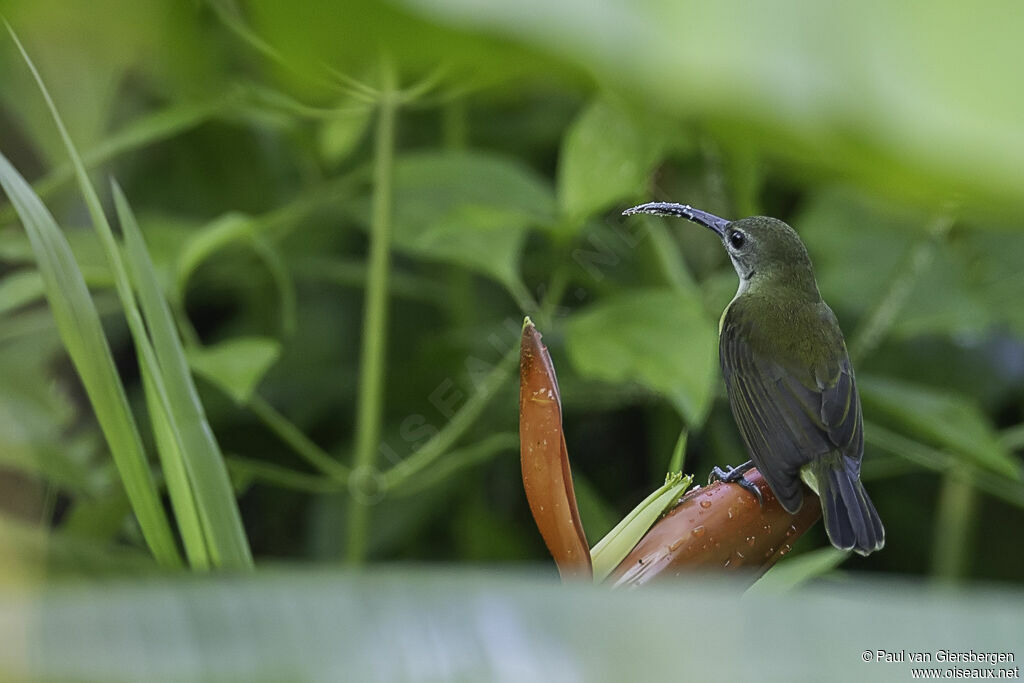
[{"x1": 728, "y1": 230, "x2": 746, "y2": 250}]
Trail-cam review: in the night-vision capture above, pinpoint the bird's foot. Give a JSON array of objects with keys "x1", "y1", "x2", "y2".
[{"x1": 708, "y1": 461, "x2": 764, "y2": 509}]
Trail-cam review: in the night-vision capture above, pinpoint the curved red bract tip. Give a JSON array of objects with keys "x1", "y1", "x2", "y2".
[{"x1": 519, "y1": 320, "x2": 592, "y2": 580}]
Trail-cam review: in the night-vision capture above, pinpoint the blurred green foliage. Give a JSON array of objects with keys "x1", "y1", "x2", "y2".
[{"x1": 0, "y1": 0, "x2": 1023, "y2": 595}]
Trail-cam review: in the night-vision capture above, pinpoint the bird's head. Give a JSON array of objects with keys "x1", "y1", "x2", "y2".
[{"x1": 623, "y1": 202, "x2": 819, "y2": 298}]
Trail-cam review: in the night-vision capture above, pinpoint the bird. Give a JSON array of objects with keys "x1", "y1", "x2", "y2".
[{"x1": 622, "y1": 201, "x2": 884, "y2": 555}]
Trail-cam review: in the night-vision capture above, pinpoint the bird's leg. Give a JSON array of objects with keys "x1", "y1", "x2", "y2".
[{"x1": 708, "y1": 461, "x2": 764, "y2": 509}]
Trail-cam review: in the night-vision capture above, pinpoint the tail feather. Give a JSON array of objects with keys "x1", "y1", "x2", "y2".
[{"x1": 816, "y1": 463, "x2": 885, "y2": 556}]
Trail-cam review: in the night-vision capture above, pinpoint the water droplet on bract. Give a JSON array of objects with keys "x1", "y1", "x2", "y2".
[
  {"x1": 723, "y1": 558, "x2": 732, "y2": 568},
  {"x1": 727, "y1": 507, "x2": 735, "y2": 519},
  {"x1": 745, "y1": 536, "x2": 756, "y2": 546},
  {"x1": 736, "y1": 551, "x2": 745, "y2": 559},
  {"x1": 692, "y1": 526, "x2": 706, "y2": 537},
  {"x1": 787, "y1": 524, "x2": 798, "y2": 536},
  {"x1": 668, "y1": 540, "x2": 684, "y2": 552},
  {"x1": 763, "y1": 523, "x2": 772, "y2": 534},
  {"x1": 704, "y1": 490, "x2": 714, "y2": 497},
  {"x1": 700, "y1": 500, "x2": 712, "y2": 509}
]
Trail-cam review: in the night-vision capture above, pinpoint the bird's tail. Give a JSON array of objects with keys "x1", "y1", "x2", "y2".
[{"x1": 813, "y1": 461, "x2": 885, "y2": 556}]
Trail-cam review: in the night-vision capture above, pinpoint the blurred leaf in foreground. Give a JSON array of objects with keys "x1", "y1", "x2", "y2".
[
  {"x1": 401, "y1": 0, "x2": 1024, "y2": 214},
  {"x1": 2, "y1": 569, "x2": 1021, "y2": 681}
]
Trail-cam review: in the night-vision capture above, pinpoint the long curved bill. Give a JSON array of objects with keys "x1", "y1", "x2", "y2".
[{"x1": 622, "y1": 202, "x2": 730, "y2": 237}]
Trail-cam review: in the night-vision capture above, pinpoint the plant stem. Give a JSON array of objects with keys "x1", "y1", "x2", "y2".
[
  {"x1": 386, "y1": 433, "x2": 519, "y2": 498},
  {"x1": 507, "y1": 277, "x2": 540, "y2": 315},
  {"x1": 378, "y1": 280, "x2": 566, "y2": 492},
  {"x1": 249, "y1": 395, "x2": 350, "y2": 482},
  {"x1": 345, "y1": 58, "x2": 397, "y2": 565},
  {"x1": 667, "y1": 428, "x2": 688, "y2": 473},
  {"x1": 849, "y1": 213, "x2": 954, "y2": 364},
  {"x1": 932, "y1": 465, "x2": 976, "y2": 582},
  {"x1": 644, "y1": 218, "x2": 697, "y2": 296},
  {"x1": 226, "y1": 457, "x2": 346, "y2": 494},
  {"x1": 379, "y1": 347, "x2": 518, "y2": 491}
]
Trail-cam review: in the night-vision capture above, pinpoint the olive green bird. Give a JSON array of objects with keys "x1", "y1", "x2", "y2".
[{"x1": 623, "y1": 202, "x2": 884, "y2": 555}]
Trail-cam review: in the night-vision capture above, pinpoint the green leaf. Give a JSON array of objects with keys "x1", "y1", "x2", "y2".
[
  {"x1": 174, "y1": 212, "x2": 296, "y2": 338},
  {"x1": 367, "y1": 150, "x2": 555, "y2": 290},
  {"x1": 558, "y1": 96, "x2": 671, "y2": 221},
  {"x1": 959, "y1": 229, "x2": 1024, "y2": 338},
  {"x1": 0, "y1": 269, "x2": 44, "y2": 315},
  {"x1": 859, "y1": 375, "x2": 1020, "y2": 480},
  {"x1": 0, "y1": 382, "x2": 96, "y2": 493},
  {"x1": 188, "y1": 337, "x2": 283, "y2": 404},
  {"x1": 140, "y1": 365, "x2": 210, "y2": 570},
  {"x1": 318, "y1": 100, "x2": 374, "y2": 164},
  {"x1": 0, "y1": 515, "x2": 158, "y2": 580},
  {"x1": 749, "y1": 547, "x2": 848, "y2": 595},
  {"x1": 0, "y1": 336, "x2": 102, "y2": 493},
  {"x1": 115, "y1": 184, "x2": 254, "y2": 569},
  {"x1": 0, "y1": 228, "x2": 116, "y2": 291},
  {"x1": 590, "y1": 472, "x2": 692, "y2": 583},
  {"x1": 0, "y1": 148, "x2": 181, "y2": 568},
  {"x1": 796, "y1": 189, "x2": 924, "y2": 320},
  {"x1": 565, "y1": 288, "x2": 718, "y2": 425},
  {"x1": 8, "y1": 23, "x2": 251, "y2": 569},
  {"x1": 175, "y1": 212, "x2": 257, "y2": 296}
]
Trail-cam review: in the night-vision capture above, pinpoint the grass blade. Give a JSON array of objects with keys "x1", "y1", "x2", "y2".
[
  {"x1": 140, "y1": 370, "x2": 211, "y2": 569},
  {"x1": 0, "y1": 150, "x2": 181, "y2": 568},
  {"x1": 6, "y1": 24, "x2": 251, "y2": 569},
  {"x1": 114, "y1": 184, "x2": 252, "y2": 569}
]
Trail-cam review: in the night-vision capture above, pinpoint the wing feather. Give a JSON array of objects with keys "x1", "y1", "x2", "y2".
[{"x1": 719, "y1": 301, "x2": 863, "y2": 513}]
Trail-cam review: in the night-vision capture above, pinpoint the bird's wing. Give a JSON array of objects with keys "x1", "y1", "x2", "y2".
[{"x1": 719, "y1": 304, "x2": 863, "y2": 512}]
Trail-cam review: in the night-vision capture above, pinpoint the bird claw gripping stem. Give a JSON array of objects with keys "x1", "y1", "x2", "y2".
[{"x1": 709, "y1": 461, "x2": 765, "y2": 510}]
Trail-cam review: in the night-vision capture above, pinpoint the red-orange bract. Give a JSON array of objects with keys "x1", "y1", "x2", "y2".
[{"x1": 519, "y1": 318, "x2": 822, "y2": 584}]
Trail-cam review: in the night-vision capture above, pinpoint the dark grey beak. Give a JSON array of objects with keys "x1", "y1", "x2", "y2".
[{"x1": 622, "y1": 202, "x2": 730, "y2": 237}]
